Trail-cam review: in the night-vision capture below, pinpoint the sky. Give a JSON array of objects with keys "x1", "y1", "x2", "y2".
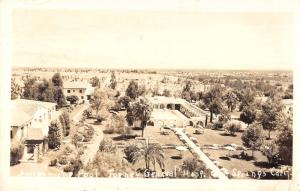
[{"x1": 11, "y1": 3, "x2": 295, "y2": 70}]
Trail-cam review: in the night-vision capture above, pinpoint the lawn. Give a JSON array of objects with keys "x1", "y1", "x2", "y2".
[{"x1": 184, "y1": 127, "x2": 283, "y2": 179}]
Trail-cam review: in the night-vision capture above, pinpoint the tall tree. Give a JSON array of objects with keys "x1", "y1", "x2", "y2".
[
  {"x1": 11, "y1": 78, "x2": 22, "y2": 100},
  {"x1": 239, "y1": 88, "x2": 255, "y2": 111},
  {"x1": 223, "y1": 91, "x2": 238, "y2": 112},
  {"x1": 91, "y1": 89, "x2": 108, "y2": 116},
  {"x1": 181, "y1": 80, "x2": 193, "y2": 102},
  {"x1": 240, "y1": 106, "x2": 256, "y2": 126},
  {"x1": 127, "y1": 100, "x2": 152, "y2": 137},
  {"x1": 51, "y1": 73, "x2": 66, "y2": 107},
  {"x1": 126, "y1": 80, "x2": 139, "y2": 100},
  {"x1": 22, "y1": 77, "x2": 37, "y2": 99},
  {"x1": 109, "y1": 72, "x2": 117, "y2": 90},
  {"x1": 48, "y1": 120, "x2": 63, "y2": 149},
  {"x1": 37, "y1": 79, "x2": 55, "y2": 102},
  {"x1": 53, "y1": 87, "x2": 66, "y2": 107},
  {"x1": 51, "y1": 73, "x2": 63, "y2": 87},
  {"x1": 59, "y1": 111, "x2": 71, "y2": 136},
  {"x1": 241, "y1": 122, "x2": 265, "y2": 157},
  {"x1": 90, "y1": 76, "x2": 101, "y2": 88},
  {"x1": 203, "y1": 85, "x2": 223, "y2": 122},
  {"x1": 275, "y1": 118, "x2": 293, "y2": 165},
  {"x1": 260, "y1": 97, "x2": 284, "y2": 139}
]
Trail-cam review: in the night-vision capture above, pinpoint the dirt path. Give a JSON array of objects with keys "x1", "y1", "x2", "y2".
[
  {"x1": 81, "y1": 123, "x2": 104, "y2": 165},
  {"x1": 70, "y1": 104, "x2": 89, "y2": 123}
]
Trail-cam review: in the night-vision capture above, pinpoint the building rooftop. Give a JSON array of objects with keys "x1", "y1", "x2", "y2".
[
  {"x1": 26, "y1": 128, "x2": 44, "y2": 140},
  {"x1": 63, "y1": 81, "x2": 88, "y2": 89},
  {"x1": 146, "y1": 96, "x2": 186, "y2": 105},
  {"x1": 11, "y1": 105, "x2": 32, "y2": 126},
  {"x1": 11, "y1": 99, "x2": 56, "y2": 127},
  {"x1": 12, "y1": 99, "x2": 56, "y2": 109}
]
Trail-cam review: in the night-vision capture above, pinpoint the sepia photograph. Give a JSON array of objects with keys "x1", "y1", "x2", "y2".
[{"x1": 1, "y1": 0, "x2": 300, "y2": 191}]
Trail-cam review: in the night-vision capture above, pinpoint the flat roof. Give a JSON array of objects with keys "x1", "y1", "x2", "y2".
[
  {"x1": 151, "y1": 109, "x2": 188, "y2": 121},
  {"x1": 63, "y1": 81, "x2": 88, "y2": 89},
  {"x1": 146, "y1": 96, "x2": 186, "y2": 105}
]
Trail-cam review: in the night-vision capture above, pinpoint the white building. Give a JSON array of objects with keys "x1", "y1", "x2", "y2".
[
  {"x1": 63, "y1": 81, "x2": 94, "y2": 104},
  {"x1": 11, "y1": 99, "x2": 57, "y2": 162},
  {"x1": 145, "y1": 96, "x2": 209, "y2": 128}
]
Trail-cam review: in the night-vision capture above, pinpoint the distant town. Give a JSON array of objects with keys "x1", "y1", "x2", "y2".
[{"x1": 10, "y1": 68, "x2": 293, "y2": 179}]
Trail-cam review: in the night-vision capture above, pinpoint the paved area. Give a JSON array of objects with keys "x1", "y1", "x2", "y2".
[
  {"x1": 10, "y1": 158, "x2": 68, "y2": 177},
  {"x1": 172, "y1": 127, "x2": 228, "y2": 179}
]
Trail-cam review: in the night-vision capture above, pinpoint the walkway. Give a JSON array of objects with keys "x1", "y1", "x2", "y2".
[
  {"x1": 70, "y1": 104, "x2": 89, "y2": 123},
  {"x1": 81, "y1": 123, "x2": 104, "y2": 165},
  {"x1": 172, "y1": 128, "x2": 228, "y2": 179}
]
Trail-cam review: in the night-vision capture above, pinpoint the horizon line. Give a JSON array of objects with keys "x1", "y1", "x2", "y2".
[{"x1": 12, "y1": 66, "x2": 293, "y2": 72}]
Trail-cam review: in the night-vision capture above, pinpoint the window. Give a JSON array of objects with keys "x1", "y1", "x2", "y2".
[
  {"x1": 67, "y1": 90, "x2": 70, "y2": 93},
  {"x1": 73, "y1": 90, "x2": 75, "y2": 92},
  {"x1": 10, "y1": 130, "x2": 13, "y2": 139},
  {"x1": 81, "y1": 96, "x2": 84, "y2": 99},
  {"x1": 79, "y1": 90, "x2": 82, "y2": 93}
]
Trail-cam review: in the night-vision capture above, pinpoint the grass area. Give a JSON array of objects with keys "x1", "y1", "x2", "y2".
[{"x1": 184, "y1": 127, "x2": 283, "y2": 179}]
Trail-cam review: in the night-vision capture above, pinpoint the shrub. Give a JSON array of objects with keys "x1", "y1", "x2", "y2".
[
  {"x1": 212, "y1": 121, "x2": 224, "y2": 130},
  {"x1": 83, "y1": 108, "x2": 93, "y2": 119},
  {"x1": 48, "y1": 120, "x2": 63, "y2": 149},
  {"x1": 224, "y1": 122, "x2": 241, "y2": 136},
  {"x1": 10, "y1": 141, "x2": 24, "y2": 166},
  {"x1": 82, "y1": 126, "x2": 95, "y2": 142},
  {"x1": 99, "y1": 138, "x2": 117, "y2": 153},
  {"x1": 58, "y1": 156, "x2": 68, "y2": 165},
  {"x1": 205, "y1": 123, "x2": 213, "y2": 129},
  {"x1": 63, "y1": 164, "x2": 74, "y2": 172},
  {"x1": 72, "y1": 133, "x2": 84, "y2": 146},
  {"x1": 49, "y1": 159, "x2": 57, "y2": 166},
  {"x1": 84, "y1": 152, "x2": 127, "y2": 177},
  {"x1": 179, "y1": 157, "x2": 211, "y2": 178},
  {"x1": 59, "y1": 111, "x2": 71, "y2": 136},
  {"x1": 103, "y1": 128, "x2": 114, "y2": 134},
  {"x1": 78, "y1": 148, "x2": 85, "y2": 156},
  {"x1": 124, "y1": 145, "x2": 140, "y2": 164},
  {"x1": 261, "y1": 142, "x2": 280, "y2": 167},
  {"x1": 66, "y1": 95, "x2": 79, "y2": 104}
]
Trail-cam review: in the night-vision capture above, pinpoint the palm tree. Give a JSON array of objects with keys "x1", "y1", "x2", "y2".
[
  {"x1": 125, "y1": 141, "x2": 165, "y2": 171},
  {"x1": 203, "y1": 85, "x2": 223, "y2": 122},
  {"x1": 223, "y1": 91, "x2": 238, "y2": 112},
  {"x1": 130, "y1": 100, "x2": 152, "y2": 137},
  {"x1": 146, "y1": 144, "x2": 165, "y2": 171}
]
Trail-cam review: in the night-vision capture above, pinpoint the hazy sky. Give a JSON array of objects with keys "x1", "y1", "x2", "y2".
[{"x1": 12, "y1": 8, "x2": 294, "y2": 70}]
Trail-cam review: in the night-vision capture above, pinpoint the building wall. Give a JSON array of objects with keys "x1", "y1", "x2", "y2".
[
  {"x1": 11, "y1": 105, "x2": 57, "y2": 142},
  {"x1": 63, "y1": 88, "x2": 87, "y2": 103},
  {"x1": 12, "y1": 126, "x2": 24, "y2": 141}
]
